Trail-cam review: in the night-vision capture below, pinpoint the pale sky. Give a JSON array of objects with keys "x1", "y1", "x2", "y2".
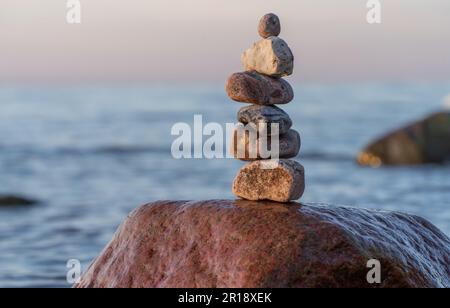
[{"x1": 1, "y1": 0, "x2": 449, "y2": 84}]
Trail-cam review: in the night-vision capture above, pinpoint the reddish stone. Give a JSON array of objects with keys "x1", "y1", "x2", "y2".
[
  {"x1": 226, "y1": 71, "x2": 294, "y2": 105},
  {"x1": 258, "y1": 13, "x2": 281, "y2": 39},
  {"x1": 75, "y1": 200, "x2": 450, "y2": 288}
]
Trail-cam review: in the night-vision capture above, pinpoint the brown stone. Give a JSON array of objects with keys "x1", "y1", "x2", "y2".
[
  {"x1": 258, "y1": 13, "x2": 281, "y2": 38},
  {"x1": 232, "y1": 159, "x2": 305, "y2": 202},
  {"x1": 75, "y1": 200, "x2": 450, "y2": 288},
  {"x1": 231, "y1": 128, "x2": 300, "y2": 160},
  {"x1": 226, "y1": 71, "x2": 294, "y2": 105}
]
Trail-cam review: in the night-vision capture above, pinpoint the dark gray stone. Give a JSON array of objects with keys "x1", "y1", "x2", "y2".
[
  {"x1": 238, "y1": 105, "x2": 292, "y2": 136},
  {"x1": 232, "y1": 128, "x2": 301, "y2": 161},
  {"x1": 358, "y1": 111, "x2": 450, "y2": 166},
  {"x1": 0, "y1": 195, "x2": 37, "y2": 207}
]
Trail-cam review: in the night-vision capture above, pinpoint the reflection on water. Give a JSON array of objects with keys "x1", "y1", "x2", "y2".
[{"x1": 0, "y1": 83, "x2": 449, "y2": 287}]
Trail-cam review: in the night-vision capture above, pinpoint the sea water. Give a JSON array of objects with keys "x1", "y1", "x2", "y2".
[{"x1": 0, "y1": 83, "x2": 449, "y2": 287}]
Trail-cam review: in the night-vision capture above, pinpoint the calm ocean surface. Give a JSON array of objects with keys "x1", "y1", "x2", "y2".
[{"x1": 0, "y1": 83, "x2": 449, "y2": 287}]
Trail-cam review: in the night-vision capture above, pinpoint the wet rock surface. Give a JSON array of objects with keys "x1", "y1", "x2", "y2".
[{"x1": 75, "y1": 200, "x2": 450, "y2": 288}]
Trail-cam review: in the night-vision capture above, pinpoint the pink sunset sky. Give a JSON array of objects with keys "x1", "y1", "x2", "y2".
[{"x1": 1, "y1": 0, "x2": 449, "y2": 84}]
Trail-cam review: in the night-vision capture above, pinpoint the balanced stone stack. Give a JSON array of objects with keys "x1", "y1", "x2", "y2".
[{"x1": 226, "y1": 13, "x2": 305, "y2": 203}]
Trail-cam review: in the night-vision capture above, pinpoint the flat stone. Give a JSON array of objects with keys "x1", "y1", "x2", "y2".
[
  {"x1": 258, "y1": 13, "x2": 281, "y2": 38},
  {"x1": 74, "y1": 200, "x2": 450, "y2": 288},
  {"x1": 231, "y1": 128, "x2": 300, "y2": 160},
  {"x1": 226, "y1": 71, "x2": 294, "y2": 105},
  {"x1": 232, "y1": 159, "x2": 305, "y2": 202},
  {"x1": 238, "y1": 105, "x2": 292, "y2": 135},
  {"x1": 241, "y1": 37, "x2": 294, "y2": 77}
]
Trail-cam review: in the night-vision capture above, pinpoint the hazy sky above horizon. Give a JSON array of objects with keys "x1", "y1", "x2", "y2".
[{"x1": 1, "y1": 0, "x2": 449, "y2": 84}]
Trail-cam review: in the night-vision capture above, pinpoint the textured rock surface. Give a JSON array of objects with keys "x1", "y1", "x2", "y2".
[
  {"x1": 226, "y1": 71, "x2": 294, "y2": 105},
  {"x1": 75, "y1": 200, "x2": 450, "y2": 288},
  {"x1": 231, "y1": 128, "x2": 300, "y2": 160},
  {"x1": 258, "y1": 13, "x2": 281, "y2": 38},
  {"x1": 238, "y1": 105, "x2": 292, "y2": 135},
  {"x1": 358, "y1": 112, "x2": 450, "y2": 166},
  {"x1": 232, "y1": 159, "x2": 305, "y2": 202},
  {"x1": 241, "y1": 37, "x2": 294, "y2": 77}
]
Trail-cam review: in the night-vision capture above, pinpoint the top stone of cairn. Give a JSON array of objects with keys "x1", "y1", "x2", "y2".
[{"x1": 258, "y1": 13, "x2": 281, "y2": 38}]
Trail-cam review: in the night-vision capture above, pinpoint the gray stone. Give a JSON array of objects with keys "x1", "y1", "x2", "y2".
[
  {"x1": 238, "y1": 105, "x2": 292, "y2": 136},
  {"x1": 0, "y1": 195, "x2": 37, "y2": 207},
  {"x1": 231, "y1": 128, "x2": 301, "y2": 161}
]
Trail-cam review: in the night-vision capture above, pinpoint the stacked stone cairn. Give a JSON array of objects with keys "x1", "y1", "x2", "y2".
[{"x1": 226, "y1": 13, "x2": 305, "y2": 203}]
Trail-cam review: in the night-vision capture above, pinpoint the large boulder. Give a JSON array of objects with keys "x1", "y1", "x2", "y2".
[
  {"x1": 75, "y1": 200, "x2": 450, "y2": 288},
  {"x1": 358, "y1": 111, "x2": 450, "y2": 166}
]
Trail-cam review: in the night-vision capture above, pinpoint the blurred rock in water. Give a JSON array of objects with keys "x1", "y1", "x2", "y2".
[
  {"x1": 75, "y1": 200, "x2": 450, "y2": 288},
  {"x1": 0, "y1": 195, "x2": 37, "y2": 207},
  {"x1": 358, "y1": 111, "x2": 450, "y2": 166}
]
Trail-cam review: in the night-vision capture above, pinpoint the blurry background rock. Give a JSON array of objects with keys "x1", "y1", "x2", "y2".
[
  {"x1": 0, "y1": 195, "x2": 37, "y2": 207},
  {"x1": 443, "y1": 94, "x2": 450, "y2": 109},
  {"x1": 358, "y1": 112, "x2": 450, "y2": 166}
]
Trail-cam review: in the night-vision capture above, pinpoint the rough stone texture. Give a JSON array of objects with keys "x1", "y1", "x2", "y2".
[
  {"x1": 226, "y1": 71, "x2": 294, "y2": 105},
  {"x1": 358, "y1": 112, "x2": 450, "y2": 166},
  {"x1": 241, "y1": 37, "x2": 294, "y2": 77},
  {"x1": 258, "y1": 13, "x2": 281, "y2": 38},
  {"x1": 238, "y1": 105, "x2": 292, "y2": 136},
  {"x1": 75, "y1": 200, "x2": 450, "y2": 288},
  {"x1": 232, "y1": 159, "x2": 305, "y2": 202},
  {"x1": 231, "y1": 128, "x2": 300, "y2": 160}
]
